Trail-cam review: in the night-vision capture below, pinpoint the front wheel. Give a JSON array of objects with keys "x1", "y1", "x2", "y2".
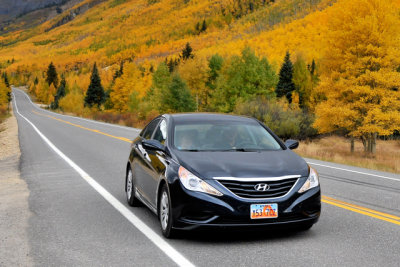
[
  {"x1": 159, "y1": 184, "x2": 176, "y2": 238},
  {"x1": 126, "y1": 167, "x2": 141, "y2": 207}
]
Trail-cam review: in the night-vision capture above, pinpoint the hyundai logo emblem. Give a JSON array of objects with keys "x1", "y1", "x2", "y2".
[{"x1": 254, "y1": 183, "x2": 270, "y2": 191}]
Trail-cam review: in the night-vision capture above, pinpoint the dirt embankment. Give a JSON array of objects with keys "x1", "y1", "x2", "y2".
[{"x1": 0, "y1": 105, "x2": 32, "y2": 266}]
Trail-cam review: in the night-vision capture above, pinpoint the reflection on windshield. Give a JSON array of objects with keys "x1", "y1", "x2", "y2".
[{"x1": 174, "y1": 122, "x2": 282, "y2": 151}]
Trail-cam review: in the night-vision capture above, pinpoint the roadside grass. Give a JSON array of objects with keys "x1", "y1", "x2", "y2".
[
  {"x1": 0, "y1": 106, "x2": 11, "y2": 130},
  {"x1": 296, "y1": 135, "x2": 400, "y2": 174}
]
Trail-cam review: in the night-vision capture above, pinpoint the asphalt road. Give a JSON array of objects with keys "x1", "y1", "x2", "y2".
[{"x1": 11, "y1": 87, "x2": 400, "y2": 266}]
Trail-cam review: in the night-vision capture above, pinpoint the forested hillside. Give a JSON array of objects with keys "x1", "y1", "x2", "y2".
[{"x1": 0, "y1": 0, "x2": 399, "y2": 153}]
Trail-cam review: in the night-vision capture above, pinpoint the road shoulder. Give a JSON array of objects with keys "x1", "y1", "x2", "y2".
[{"x1": 0, "y1": 105, "x2": 33, "y2": 266}]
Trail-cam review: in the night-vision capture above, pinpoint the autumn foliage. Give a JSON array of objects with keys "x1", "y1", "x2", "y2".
[
  {"x1": 0, "y1": 0, "x2": 399, "y2": 153},
  {"x1": 313, "y1": 0, "x2": 400, "y2": 153}
]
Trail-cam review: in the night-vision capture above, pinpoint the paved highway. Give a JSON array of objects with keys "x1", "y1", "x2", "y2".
[{"x1": 11, "y1": 87, "x2": 400, "y2": 266}]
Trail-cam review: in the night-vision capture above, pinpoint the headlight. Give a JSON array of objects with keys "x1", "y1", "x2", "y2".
[
  {"x1": 298, "y1": 166, "x2": 320, "y2": 193},
  {"x1": 178, "y1": 166, "x2": 223, "y2": 196}
]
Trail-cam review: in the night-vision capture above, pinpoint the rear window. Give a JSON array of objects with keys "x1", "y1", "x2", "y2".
[{"x1": 173, "y1": 121, "x2": 282, "y2": 151}]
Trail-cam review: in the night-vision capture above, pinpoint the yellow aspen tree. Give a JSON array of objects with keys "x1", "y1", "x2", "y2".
[
  {"x1": 110, "y1": 62, "x2": 151, "y2": 113},
  {"x1": 59, "y1": 91, "x2": 85, "y2": 115},
  {"x1": 36, "y1": 81, "x2": 49, "y2": 104},
  {"x1": 48, "y1": 83, "x2": 56, "y2": 104},
  {"x1": 0, "y1": 79, "x2": 9, "y2": 109},
  {"x1": 314, "y1": 0, "x2": 400, "y2": 153},
  {"x1": 178, "y1": 56, "x2": 209, "y2": 111}
]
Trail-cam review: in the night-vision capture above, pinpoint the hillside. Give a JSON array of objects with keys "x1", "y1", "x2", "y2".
[
  {"x1": 0, "y1": 0, "x2": 399, "y2": 153},
  {"x1": 0, "y1": 0, "x2": 335, "y2": 71}
]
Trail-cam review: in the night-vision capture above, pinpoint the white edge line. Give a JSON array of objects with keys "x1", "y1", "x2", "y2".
[
  {"x1": 14, "y1": 87, "x2": 141, "y2": 132},
  {"x1": 307, "y1": 161, "x2": 400, "y2": 182},
  {"x1": 12, "y1": 92, "x2": 195, "y2": 267}
]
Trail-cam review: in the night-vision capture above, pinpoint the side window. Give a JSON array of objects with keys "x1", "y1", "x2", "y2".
[
  {"x1": 142, "y1": 119, "x2": 161, "y2": 140},
  {"x1": 153, "y1": 120, "x2": 167, "y2": 145}
]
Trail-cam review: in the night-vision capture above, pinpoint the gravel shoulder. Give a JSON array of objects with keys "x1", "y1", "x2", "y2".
[{"x1": 0, "y1": 105, "x2": 32, "y2": 266}]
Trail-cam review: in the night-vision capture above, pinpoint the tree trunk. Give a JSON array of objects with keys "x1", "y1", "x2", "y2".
[
  {"x1": 371, "y1": 132, "x2": 377, "y2": 154},
  {"x1": 350, "y1": 137, "x2": 355, "y2": 153},
  {"x1": 196, "y1": 93, "x2": 199, "y2": 112},
  {"x1": 361, "y1": 135, "x2": 367, "y2": 152},
  {"x1": 367, "y1": 133, "x2": 372, "y2": 153}
]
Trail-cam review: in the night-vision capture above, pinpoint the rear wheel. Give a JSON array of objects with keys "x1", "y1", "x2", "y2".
[
  {"x1": 159, "y1": 184, "x2": 176, "y2": 238},
  {"x1": 126, "y1": 167, "x2": 140, "y2": 207}
]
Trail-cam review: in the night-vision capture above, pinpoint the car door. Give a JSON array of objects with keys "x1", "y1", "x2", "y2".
[
  {"x1": 145, "y1": 119, "x2": 168, "y2": 207},
  {"x1": 134, "y1": 118, "x2": 161, "y2": 208}
]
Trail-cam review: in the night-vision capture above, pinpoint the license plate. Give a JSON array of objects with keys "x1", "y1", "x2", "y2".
[{"x1": 250, "y1": 204, "x2": 278, "y2": 219}]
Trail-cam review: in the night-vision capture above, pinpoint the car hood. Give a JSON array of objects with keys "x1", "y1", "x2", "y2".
[{"x1": 174, "y1": 150, "x2": 309, "y2": 180}]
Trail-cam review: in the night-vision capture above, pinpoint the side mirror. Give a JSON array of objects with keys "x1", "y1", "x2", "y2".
[
  {"x1": 142, "y1": 139, "x2": 166, "y2": 152},
  {"x1": 285, "y1": 139, "x2": 299, "y2": 150}
]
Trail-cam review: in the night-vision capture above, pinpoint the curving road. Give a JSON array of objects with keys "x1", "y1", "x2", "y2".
[{"x1": 10, "y1": 87, "x2": 400, "y2": 266}]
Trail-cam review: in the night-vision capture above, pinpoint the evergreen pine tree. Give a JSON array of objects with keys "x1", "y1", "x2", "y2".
[
  {"x1": 164, "y1": 74, "x2": 196, "y2": 112},
  {"x1": 113, "y1": 61, "x2": 124, "y2": 81},
  {"x1": 34, "y1": 77, "x2": 39, "y2": 85},
  {"x1": 84, "y1": 63, "x2": 105, "y2": 108},
  {"x1": 310, "y1": 59, "x2": 316, "y2": 76},
  {"x1": 148, "y1": 62, "x2": 171, "y2": 113},
  {"x1": 276, "y1": 51, "x2": 295, "y2": 103},
  {"x1": 46, "y1": 62, "x2": 58, "y2": 87},
  {"x1": 181, "y1": 42, "x2": 193, "y2": 60},
  {"x1": 167, "y1": 58, "x2": 179, "y2": 73},
  {"x1": 167, "y1": 58, "x2": 175, "y2": 73},
  {"x1": 7, "y1": 92, "x2": 11, "y2": 104},
  {"x1": 3, "y1": 72, "x2": 9, "y2": 87},
  {"x1": 206, "y1": 54, "x2": 224, "y2": 91},
  {"x1": 51, "y1": 75, "x2": 67, "y2": 109},
  {"x1": 201, "y1": 19, "x2": 207, "y2": 32}
]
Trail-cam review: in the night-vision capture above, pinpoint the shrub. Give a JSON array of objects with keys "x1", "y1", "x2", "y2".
[{"x1": 234, "y1": 97, "x2": 317, "y2": 140}]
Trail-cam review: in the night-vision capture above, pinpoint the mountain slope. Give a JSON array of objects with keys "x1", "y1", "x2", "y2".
[{"x1": 0, "y1": 0, "x2": 336, "y2": 72}]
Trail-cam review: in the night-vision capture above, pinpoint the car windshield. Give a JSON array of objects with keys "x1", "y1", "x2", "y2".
[{"x1": 173, "y1": 121, "x2": 282, "y2": 151}]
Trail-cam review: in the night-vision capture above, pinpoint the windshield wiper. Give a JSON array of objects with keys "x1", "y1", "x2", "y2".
[
  {"x1": 233, "y1": 148, "x2": 259, "y2": 152},
  {"x1": 216, "y1": 148, "x2": 259, "y2": 152},
  {"x1": 180, "y1": 148, "x2": 259, "y2": 152}
]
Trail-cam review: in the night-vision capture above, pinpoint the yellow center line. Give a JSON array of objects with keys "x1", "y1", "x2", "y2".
[
  {"x1": 31, "y1": 109, "x2": 400, "y2": 226},
  {"x1": 322, "y1": 196, "x2": 400, "y2": 221},
  {"x1": 322, "y1": 199, "x2": 400, "y2": 226},
  {"x1": 31, "y1": 110, "x2": 131, "y2": 143}
]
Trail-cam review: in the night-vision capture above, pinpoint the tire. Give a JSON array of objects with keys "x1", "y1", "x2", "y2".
[
  {"x1": 126, "y1": 167, "x2": 141, "y2": 207},
  {"x1": 159, "y1": 184, "x2": 176, "y2": 238}
]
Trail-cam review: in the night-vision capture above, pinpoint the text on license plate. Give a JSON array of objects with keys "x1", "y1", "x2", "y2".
[{"x1": 250, "y1": 204, "x2": 278, "y2": 219}]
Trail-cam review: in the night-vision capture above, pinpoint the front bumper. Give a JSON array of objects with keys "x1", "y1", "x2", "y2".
[{"x1": 170, "y1": 177, "x2": 321, "y2": 230}]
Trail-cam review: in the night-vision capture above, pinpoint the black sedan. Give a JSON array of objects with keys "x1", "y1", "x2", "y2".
[{"x1": 125, "y1": 113, "x2": 320, "y2": 238}]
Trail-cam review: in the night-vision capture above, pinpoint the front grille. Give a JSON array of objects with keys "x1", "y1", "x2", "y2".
[{"x1": 218, "y1": 178, "x2": 298, "y2": 199}]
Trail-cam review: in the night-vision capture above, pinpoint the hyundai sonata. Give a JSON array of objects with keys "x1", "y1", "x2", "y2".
[{"x1": 125, "y1": 114, "x2": 321, "y2": 238}]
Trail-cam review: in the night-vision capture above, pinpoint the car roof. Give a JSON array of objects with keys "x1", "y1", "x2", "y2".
[{"x1": 166, "y1": 113, "x2": 257, "y2": 123}]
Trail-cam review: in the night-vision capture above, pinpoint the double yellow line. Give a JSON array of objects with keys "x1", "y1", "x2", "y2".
[
  {"x1": 322, "y1": 196, "x2": 400, "y2": 225},
  {"x1": 32, "y1": 109, "x2": 400, "y2": 227}
]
